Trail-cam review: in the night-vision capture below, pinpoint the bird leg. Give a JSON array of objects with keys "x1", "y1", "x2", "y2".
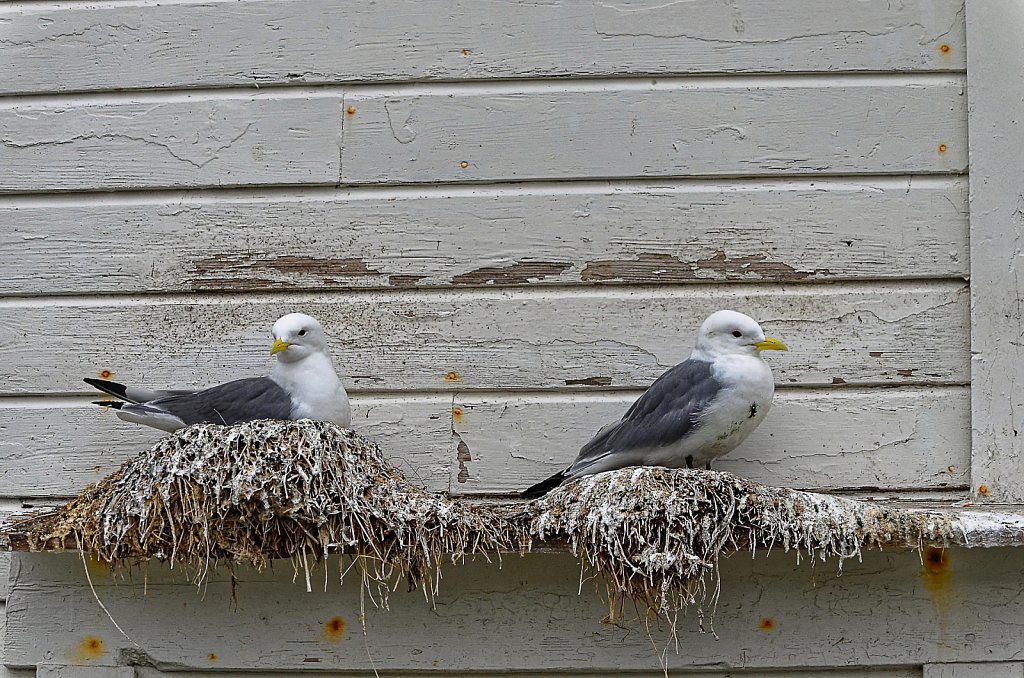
[{"x1": 685, "y1": 455, "x2": 694, "y2": 469}]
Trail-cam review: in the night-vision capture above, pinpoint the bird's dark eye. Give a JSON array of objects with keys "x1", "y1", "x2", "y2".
[
  {"x1": 298, "y1": 329, "x2": 307, "y2": 336},
  {"x1": 732, "y1": 330, "x2": 743, "y2": 338}
]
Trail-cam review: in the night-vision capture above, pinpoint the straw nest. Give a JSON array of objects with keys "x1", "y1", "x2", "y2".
[{"x1": 4, "y1": 419, "x2": 964, "y2": 619}]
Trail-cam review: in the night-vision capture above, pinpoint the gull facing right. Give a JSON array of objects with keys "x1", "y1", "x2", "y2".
[{"x1": 521, "y1": 310, "x2": 788, "y2": 498}]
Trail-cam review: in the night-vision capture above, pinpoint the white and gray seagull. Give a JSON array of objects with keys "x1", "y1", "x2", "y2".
[
  {"x1": 521, "y1": 310, "x2": 788, "y2": 498},
  {"x1": 85, "y1": 312, "x2": 351, "y2": 432}
]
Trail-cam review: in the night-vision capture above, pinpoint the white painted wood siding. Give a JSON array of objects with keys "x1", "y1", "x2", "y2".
[{"x1": 0, "y1": 0, "x2": 994, "y2": 675}]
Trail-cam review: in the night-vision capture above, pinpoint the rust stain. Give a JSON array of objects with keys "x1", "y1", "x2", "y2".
[
  {"x1": 346, "y1": 106, "x2": 356, "y2": 116},
  {"x1": 459, "y1": 160, "x2": 469, "y2": 169},
  {"x1": 946, "y1": 465, "x2": 955, "y2": 475},
  {"x1": 831, "y1": 377, "x2": 847, "y2": 385},
  {"x1": 450, "y1": 261, "x2": 571, "y2": 286},
  {"x1": 68, "y1": 636, "x2": 106, "y2": 663},
  {"x1": 322, "y1": 616, "x2": 346, "y2": 643},
  {"x1": 208, "y1": 652, "x2": 218, "y2": 662},
  {"x1": 978, "y1": 484, "x2": 990, "y2": 496},
  {"x1": 98, "y1": 369, "x2": 113, "y2": 379},
  {"x1": 921, "y1": 547, "x2": 953, "y2": 636},
  {"x1": 868, "y1": 351, "x2": 883, "y2": 358},
  {"x1": 192, "y1": 254, "x2": 383, "y2": 290},
  {"x1": 565, "y1": 376, "x2": 613, "y2": 386},
  {"x1": 939, "y1": 44, "x2": 951, "y2": 54},
  {"x1": 938, "y1": 143, "x2": 948, "y2": 154},
  {"x1": 444, "y1": 371, "x2": 462, "y2": 382},
  {"x1": 457, "y1": 439, "x2": 472, "y2": 483},
  {"x1": 758, "y1": 617, "x2": 776, "y2": 632},
  {"x1": 461, "y1": 48, "x2": 471, "y2": 56},
  {"x1": 85, "y1": 556, "x2": 110, "y2": 580},
  {"x1": 452, "y1": 407, "x2": 464, "y2": 424},
  {"x1": 389, "y1": 274, "x2": 426, "y2": 287},
  {"x1": 580, "y1": 251, "x2": 827, "y2": 283},
  {"x1": 896, "y1": 368, "x2": 915, "y2": 377}
]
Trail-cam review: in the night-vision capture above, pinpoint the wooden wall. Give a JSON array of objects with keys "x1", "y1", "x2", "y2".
[{"x1": 1, "y1": 0, "x2": 1004, "y2": 674}]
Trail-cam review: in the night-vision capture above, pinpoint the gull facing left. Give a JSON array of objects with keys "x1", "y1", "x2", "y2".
[
  {"x1": 85, "y1": 312, "x2": 351, "y2": 432},
  {"x1": 522, "y1": 310, "x2": 787, "y2": 498}
]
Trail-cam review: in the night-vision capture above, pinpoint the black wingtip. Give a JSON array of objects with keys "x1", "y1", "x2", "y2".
[
  {"x1": 520, "y1": 470, "x2": 568, "y2": 499},
  {"x1": 84, "y1": 377, "x2": 129, "y2": 401},
  {"x1": 92, "y1": 400, "x2": 123, "y2": 409}
]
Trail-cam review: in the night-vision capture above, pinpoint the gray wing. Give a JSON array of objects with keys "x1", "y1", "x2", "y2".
[
  {"x1": 123, "y1": 377, "x2": 294, "y2": 426},
  {"x1": 567, "y1": 359, "x2": 722, "y2": 476}
]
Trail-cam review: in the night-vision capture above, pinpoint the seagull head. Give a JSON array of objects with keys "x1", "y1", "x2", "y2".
[
  {"x1": 693, "y1": 310, "x2": 788, "y2": 359},
  {"x1": 270, "y1": 313, "x2": 331, "y2": 364}
]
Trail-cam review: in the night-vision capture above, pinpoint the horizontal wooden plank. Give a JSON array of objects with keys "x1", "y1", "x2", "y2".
[
  {"x1": 341, "y1": 81, "x2": 968, "y2": 184},
  {"x1": 0, "y1": 0, "x2": 966, "y2": 95},
  {"x1": 0, "y1": 396, "x2": 453, "y2": 497},
  {"x1": 925, "y1": 664, "x2": 1024, "y2": 678},
  {"x1": 132, "y1": 670, "x2": 921, "y2": 678},
  {"x1": 5, "y1": 547, "x2": 1018, "y2": 670},
  {"x1": 0, "y1": 179, "x2": 969, "y2": 295},
  {"x1": 0, "y1": 387, "x2": 969, "y2": 498},
  {"x1": 0, "y1": 283, "x2": 968, "y2": 395},
  {"x1": 454, "y1": 387, "x2": 970, "y2": 493},
  {"x1": 0, "y1": 97, "x2": 341, "y2": 193}
]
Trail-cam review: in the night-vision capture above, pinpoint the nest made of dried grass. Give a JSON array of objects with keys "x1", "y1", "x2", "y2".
[{"x1": 4, "y1": 419, "x2": 964, "y2": 620}]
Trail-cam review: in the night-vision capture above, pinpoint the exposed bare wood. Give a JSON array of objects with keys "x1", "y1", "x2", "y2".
[
  {"x1": 0, "y1": 179, "x2": 968, "y2": 295},
  {"x1": 0, "y1": 282, "x2": 969, "y2": 396},
  {"x1": 341, "y1": 81, "x2": 967, "y2": 184},
  {"x1": 0, "y1": 97, "x2": 342, "y2": 193},
  {"x1": 966, "y1": 0, "x2": 1024, "y2": 503}
]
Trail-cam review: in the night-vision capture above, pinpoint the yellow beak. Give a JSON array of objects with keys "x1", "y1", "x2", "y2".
[
  {"x1": 754, "y1": 337, "x2": 788, "y2": 352},
  {"x1": 270, "y1": 339, "x2": 291, "y2": 356}
]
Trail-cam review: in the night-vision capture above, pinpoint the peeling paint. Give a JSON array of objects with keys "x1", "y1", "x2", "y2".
[
  {"x1": 580, "y1": 251, "x2": 828, "y2": 283},
  {"x1": 389, "y1": 274, "x2": 426, "y2": 287},
  {"x1": 192, "y1": 254, "x2": 383, "y2": 290},
  {"x1": 565, "y1": 376, "x2": 613, "y2": 386},
  {"x1": 457, "y1": 439, "x2": 472, "y2": 484},
  {"x1": 451, "y1": 261, "x2": 571, "y2": 286}
]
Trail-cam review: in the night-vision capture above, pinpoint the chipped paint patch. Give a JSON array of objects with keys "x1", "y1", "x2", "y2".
[
  {"x1": 388, "y1": 274, "x2": 426, "y2": 287},
  {"x1": 192, "y1": 254, "x2": 383, "y2": 290},
  {"x1": 580, "y1": 251, "x2": 827, "y2": 283},
  {"x1": 457, "y1": 439, "x2": 472, "y2": 484},
  {"x1": 565, "y1": 376, "x2": 612, "y2": 386},
  {"x1": 450, "y1": 261, "x2": 570, "y2": 286}
]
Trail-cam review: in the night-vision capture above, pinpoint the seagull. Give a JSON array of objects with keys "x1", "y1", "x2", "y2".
[
  {"x1": 85, "y1": 312, "x2": 351, "y2": 432},
  {"x1": 521, "y1": 310, "x2": 787, "y2": 498}
]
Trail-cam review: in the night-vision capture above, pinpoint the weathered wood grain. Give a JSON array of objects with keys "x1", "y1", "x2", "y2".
[
  {"x1": 925, "y1": 664, "x2": 1024, "y2": 678},
  {"x1": 454, "y1": 387, "x2": 970, "y2": 493},
  {"x1": 5, "y1": 547, "x2": 1020, "y2": 671},
  {"x1": 966, "y1": 0, "x2": 1024, "y2": 503},
  {"x1": 0, "y1": 396, "x2": 453, "y2": 497},
  {"x1": 0, "y1": 387, "x2": 969, "y2": 498},
  {"x1": 0, "y1": 0, "x2": 966, "y2": 95},
  {"x1": 0, "y1": 97, "x2": 341, "y2": 193},
  {"x1": 0, "y1": 178, "x2": 969, "y2": 295},
  {"x1": 133, "y1": 670, "x2": 921, "y2": 678},
  {"x1": 0, "y1": 283, "x2": 968, "y2": 395},
  {"x1": 341, "y1": 81, "x2": 968, "y2": 184}
]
